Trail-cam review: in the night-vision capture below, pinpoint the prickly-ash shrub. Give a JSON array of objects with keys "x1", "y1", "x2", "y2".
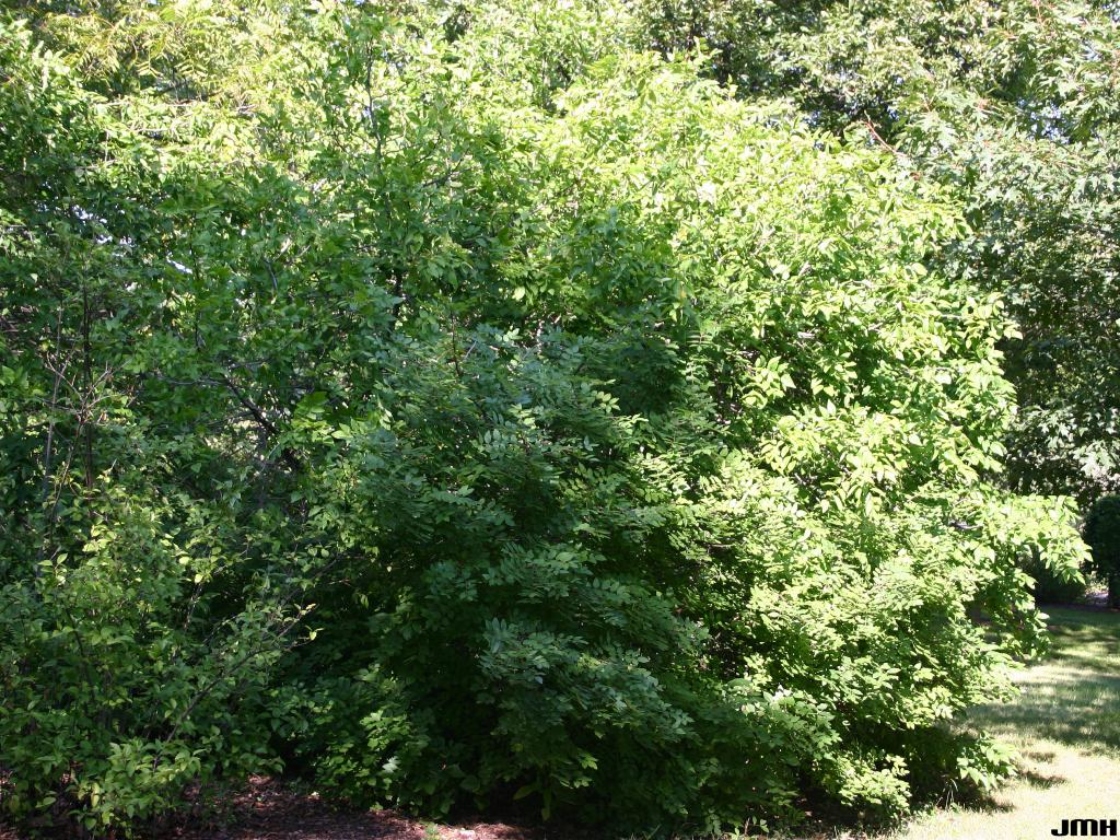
[
  {"x1": 1022, "y1": 547, "x2": 1088, "y2": 604},
  {"x1": 271, "y1": 27, "x2": 1087, "y2": 832}
]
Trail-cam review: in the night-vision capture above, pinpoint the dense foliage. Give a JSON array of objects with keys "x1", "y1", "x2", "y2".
[
  {"x1": 0, "y1": 1, "x2": 1087, "y2": 835},
  {"x1": 634, "y1": 0, "x2": 1120, "y2": 505},
  {"x1": 1085, "y1": 496, "x2": 1120, "y2": 607}
]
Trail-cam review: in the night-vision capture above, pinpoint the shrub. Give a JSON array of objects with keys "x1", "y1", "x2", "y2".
[
  {"x1": 1084, "y1": 496, "x2": 1120, "y2": 608},
  {"x1": 1022, "y1": 547, "x2": 1088, "y2": 604}
]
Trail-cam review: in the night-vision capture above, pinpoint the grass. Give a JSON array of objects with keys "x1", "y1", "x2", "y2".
[
  {"x1": 818, "y1": 605, "x2": 1120, "y2": 840},
  {"x1": 977, "y1": 607, "x2": 1120, "y2": 755}
]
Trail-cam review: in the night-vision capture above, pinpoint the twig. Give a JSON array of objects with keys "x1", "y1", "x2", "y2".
[{"x1": 864, "y1": 115, "x2": 903, "y2": 157}]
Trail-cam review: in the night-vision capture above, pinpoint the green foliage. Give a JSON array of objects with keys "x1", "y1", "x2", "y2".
[
  {"x1": 0, "y1": 1, "x2": 1091, "y2": 836},
  {"x1": 1085, "y1": 496, "x2": 1120, "y2": 608},
  {"x1": 632, "y1": 0, "x2": 1120, "y2": 505},
  {"x1": 0, "y1": 11, "x2": 316, "y2": 834},
  {"x1": 1022, "y1": 546, "x2": 1089, "y2": 605}
]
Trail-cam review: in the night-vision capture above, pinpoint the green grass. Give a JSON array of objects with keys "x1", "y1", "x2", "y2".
[
  {"x1": 976, "y1": 607, "x2": 1120, "y2": 756},
  {"x1": 829, "y1": 605, "x2": 1120, "y2": 840}
]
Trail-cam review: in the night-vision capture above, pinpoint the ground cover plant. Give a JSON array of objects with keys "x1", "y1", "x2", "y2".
[{"x1": 0, "y1": 1, "x2": 1094, "y2": 836}]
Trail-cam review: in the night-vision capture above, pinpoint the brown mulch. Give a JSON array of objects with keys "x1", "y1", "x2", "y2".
[
  {"x1": 166, "y1": 777, "x2": 430, "y2": 840},
  {"x1": 0, "y1": 777, "x2": 552, "y2": 840},
  {"x1": 178, "y1": 776, "x2": 549, "y2": 840}
]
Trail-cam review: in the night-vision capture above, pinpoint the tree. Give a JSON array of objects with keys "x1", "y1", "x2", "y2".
[
  {"x1": 0, "y1": 1, "x2": 1088, "y2": 835},
  {"x1": 633, "y1": 0, "x2": 1120, "y2": 506}
]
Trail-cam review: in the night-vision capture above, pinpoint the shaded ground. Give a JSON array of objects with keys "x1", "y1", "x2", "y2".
[
  {"x1": 164, "y1": 777, "x2": 550, "y2": 840},
  {"x1": 163, "y1": 777, "x2": 445, "y2": 840},
  {"x1": 0, "y1": 776, "x2": 550, "y2": 840}
]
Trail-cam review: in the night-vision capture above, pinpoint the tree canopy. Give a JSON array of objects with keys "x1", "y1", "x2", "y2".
[
  {"x1": 0, "y1": 0, "x2": 1093, "y2": 835},
  {"x1": 636, "y1": 0, "x2": 1120, "y2": 504}
]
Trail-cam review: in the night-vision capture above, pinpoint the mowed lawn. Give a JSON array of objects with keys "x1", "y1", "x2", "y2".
[{"x1": 862, "y1": 605, "x2": 1120, "y2": 840}]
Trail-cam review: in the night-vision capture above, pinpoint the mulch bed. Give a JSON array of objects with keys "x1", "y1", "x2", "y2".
[
  {"x1": 166, "y1": 776, "x2": 547, "y2": 840},
  {"x1": 0, "y1": 777, "x2": 550, "y2": 840}
]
